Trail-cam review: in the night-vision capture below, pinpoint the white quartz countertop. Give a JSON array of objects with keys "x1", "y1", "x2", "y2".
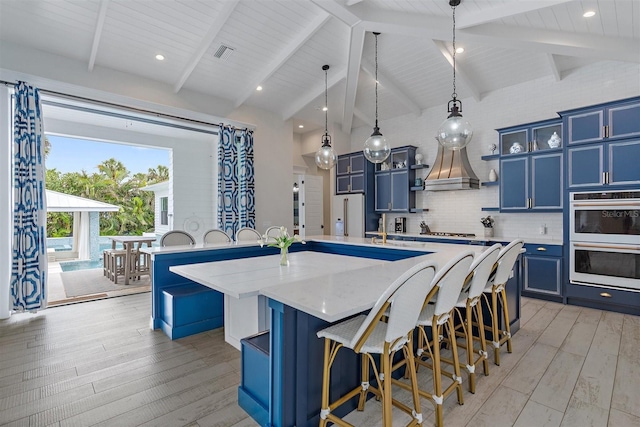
[
  {"x1": 260, "y1": 236, "x2": 486, "y2": 323},
  {"x1": 141, "y1": 240, "x2": 259, "y2": 257},
  {"x1": 169, "y1": 251, "x2": 386, "y2": 299}
]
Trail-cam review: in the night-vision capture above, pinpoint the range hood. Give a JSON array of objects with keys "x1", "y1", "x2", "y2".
[{"x1": 424, "y1": 146, "x2": 479, "y2": 191}]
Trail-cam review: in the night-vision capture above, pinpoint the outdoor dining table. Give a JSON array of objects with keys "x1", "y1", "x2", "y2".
[{"x1": 109, "y1": 235, "x2": 157, "y2": 285}]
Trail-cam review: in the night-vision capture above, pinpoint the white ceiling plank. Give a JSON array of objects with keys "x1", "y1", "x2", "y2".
[
  {"x1": 353, "y1": 107, "x2": 374, "y2": 128},
  {"x1": 88, "y1": 0, "x2": 109, "y2": 71},
  {"x1": 432, "y1": 40, "x2": 482, "y2": 102},
  {"x1": 342, "y1": 25, "x2": 366, "y2": 133},
  {"x1": 547, "y1": 53, "x2": 562, "y2": 81},
  {"x1": 233, "y1": 12, "x2": 331, "y2": 109},
  {"x1": 310, "y1": 0, "x2": 361, "y2": 27},
  {"x1": 346, "y1": 0, "x2": 365, "y2": 5},
  {"x1": 282, "y1": 67, "x2": 347, "y2": 122},
  {"x1": 360, "y1": 58, "x2": 421, "y2": 115},
  {"x1": 457, "y1": 0, "x2": 576, "y2": 29},
  {"x1": 173, "y1": 0, "x2": 240, "y2": 93}
]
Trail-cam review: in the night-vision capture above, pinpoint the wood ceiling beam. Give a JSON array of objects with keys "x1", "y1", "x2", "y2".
[
  {"x1": 360, "y1": 57, "x2": 422, "y2": 116},
  {"x1": 359, "y1": 9, "x2": 639, "y2": 63},
  {"x1": 310, "y1": 0, "x2": 361, "y2": 27},
  {"x1": 173, "y1": 0, "x2": 239, "y2": 93},
  {"x1": 456, "y1": 0, "x2": 576, "y2": 29},
  {"x1": 342, "y1": 25, "x2": 366, "y2": 133},
  {"x1": 234, "y1": 12, "x2": 330, "y2": 109},
  {"x1": 282, "y1": 68, "x2": 347, "y2": 122},
  {"x1": 432, "y1": 40, "x2": 482, "y2": 102},
  {"x1": 88, "y1": 0, "x2": 109, "y2": 72}
]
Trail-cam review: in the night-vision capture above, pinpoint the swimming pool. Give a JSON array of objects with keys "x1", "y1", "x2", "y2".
[{"x1": 59, "y1": 259, "x2": 103, "y2": 272}]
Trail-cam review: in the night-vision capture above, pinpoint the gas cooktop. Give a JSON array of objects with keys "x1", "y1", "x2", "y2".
[{"x1": 420, "y1": 232, "x2": 476, "y2": 238}]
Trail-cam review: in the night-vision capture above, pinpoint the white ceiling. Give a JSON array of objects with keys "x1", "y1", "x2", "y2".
[{"x1": 1, "y1": 0, "x2": 638, "y2": 135}]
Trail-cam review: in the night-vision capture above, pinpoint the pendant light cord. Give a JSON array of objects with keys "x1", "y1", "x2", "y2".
[
  {"x1": 451, "y1": 4, "x2": 457, "y2": 100},
  {"x1": 374, "y1": 32, "x2": 379, "y2": 128},
  {"x1": 324, "y1": 67, "x2": 328, "y2": 135}
]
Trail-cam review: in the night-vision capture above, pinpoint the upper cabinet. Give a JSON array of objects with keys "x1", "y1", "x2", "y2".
[
  {"x1": 561, "y1": 97, "x2": 640, "y2": 189},
  {"x1": 561, "y1": 97, "x2": 640, "y2": 145},
  {"x1": 336, "y1": 152, "x2": 372, "y2": 194},
  {"x1": 499, "y1": 119, "x2": 563, "y2": 156},
  {"x1": 497, "y1": 119, "x2": 563, "y2": 212},
  {"x1": 374, "y1": 146, "x2": 416, "y2": 213}
]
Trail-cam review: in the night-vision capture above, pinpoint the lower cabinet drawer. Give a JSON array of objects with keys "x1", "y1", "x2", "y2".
[{"x1": 566, "y1": 283, "x2": 640, "y2": 315}]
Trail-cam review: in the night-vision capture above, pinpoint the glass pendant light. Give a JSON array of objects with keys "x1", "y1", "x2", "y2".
[
  {"x1": 436, "y1": 0, "x2": 473, "y2": 151},
  {"x1": 363, "y1": 32, "x2": 391, "y2": 163},
  {"x1": 315, "y1": 65, "x2": 337, "y2": 170}
]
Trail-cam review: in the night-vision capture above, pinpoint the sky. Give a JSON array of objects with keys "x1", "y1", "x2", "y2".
[{"x1": 46, "y1": 135, "x2": 170, "y2": 175}]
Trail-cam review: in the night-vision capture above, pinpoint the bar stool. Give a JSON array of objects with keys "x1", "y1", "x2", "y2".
[
  {"x1": 414, "y1": 251, "x2": 475, "y2": 427},
  {"x1": 482, "y1": 239, "x2": 524, "y2": 366},
  {"x1": 107, "y1": 249, "x2": 127, "y2": 283},
  {"x1": 451, "y1": 243, "x2": 502, "y2": 393},
  {"x1": 316, "y1": 260, "x2": 438, "y2": 427}
]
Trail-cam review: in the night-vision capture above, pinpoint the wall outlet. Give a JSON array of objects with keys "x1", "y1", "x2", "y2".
[{"x1": 539, "y1": 224, "x2": 547, "y2": 235}]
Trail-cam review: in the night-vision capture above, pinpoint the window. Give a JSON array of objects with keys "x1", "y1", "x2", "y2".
[{"x1": 160, "y1": 197, "x2": 168, "y2": 225}]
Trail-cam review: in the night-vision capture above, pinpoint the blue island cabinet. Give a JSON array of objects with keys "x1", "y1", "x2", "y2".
[{"x1": 522, "y1": 244, "x2": 563, "y2": 302}]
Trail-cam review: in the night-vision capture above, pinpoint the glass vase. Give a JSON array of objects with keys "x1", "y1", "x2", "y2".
[{"x1": 280, "y1": 247, "x2": 289, "y2": 266}]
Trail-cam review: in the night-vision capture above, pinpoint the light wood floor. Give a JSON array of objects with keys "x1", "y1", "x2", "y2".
[{"x1": 0, "y1": 294, "x2": 638, "y2": 427}]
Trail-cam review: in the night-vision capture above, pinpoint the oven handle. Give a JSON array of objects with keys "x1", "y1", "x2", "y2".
[
  {"x1": 573, "y1": 242, "x2": 640, "y2": 251},
  {"x1": 571, "y1": 202, "x2": 640, "y2": 207}
]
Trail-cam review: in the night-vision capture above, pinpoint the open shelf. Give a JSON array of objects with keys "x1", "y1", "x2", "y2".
[
  {"x1": 410, "y1": 186, "x2": 424, "y2": 191},
  {"x1": 481, "y1": 181, "x2": 499, "y2": 186},
  {"x1": 410, "y1": 164, "x2": 429, "y2": 170},
  {"x1": 481, "y1": 154, "x2": 500, "y2": 161},
  {"x1": 409, "y1": 208, "x2": 429, "y2": 213},
  {"x1": 481, "y1": 207, "x2": 500, "y2": 212}
]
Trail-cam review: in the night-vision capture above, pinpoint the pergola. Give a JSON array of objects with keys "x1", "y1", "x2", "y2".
[{"x1": 46, "y1": 190, "x2": 120, "y2": 261}]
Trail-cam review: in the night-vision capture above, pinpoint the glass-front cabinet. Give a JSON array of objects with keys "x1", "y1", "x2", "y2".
[
  {"x1": 500, "y1": 119, "x2": 562, "y2": 155},
  {"x1": 374, "y1": 146, "x2": 416, "y2": 212}
]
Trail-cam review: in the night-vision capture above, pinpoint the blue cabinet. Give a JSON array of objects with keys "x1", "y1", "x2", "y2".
[
  {"x1": 523, "y1": 244, "x2": 562, "y2": 301},
  {"x1": 562, "y1": 98, "x2": 640, "y2": 145},
  {"x1": 336, "y1": 152, "x2": 370, "y2": 194},
  {"x1": 568, "y1": 139, "x2": 640, "y2": 188},
  {"x1": 374, "y1": 146, "x2": 416, "y2": 212},
  {"x1": 497, "y1": 119, "x2": 563, "y2": 212},
  {"x1": 500, "y1": 152, "x2": 563, "y2": 211}
]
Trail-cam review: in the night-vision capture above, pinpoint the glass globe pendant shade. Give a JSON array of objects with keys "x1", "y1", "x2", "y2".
[
  {"x1": 315, "y1": 134, "x2": 337, "y2": 170},
  {"x1": 436, "y1": 102, "x2": 473, "y2": 150},
  {"x1": 363, "y1": 127, "x2": 390, "y2": 163}
]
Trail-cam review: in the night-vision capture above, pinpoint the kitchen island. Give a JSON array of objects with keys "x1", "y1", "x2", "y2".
[{"x1": 149, "y1": 237, "x2": 520, "y2": 427}]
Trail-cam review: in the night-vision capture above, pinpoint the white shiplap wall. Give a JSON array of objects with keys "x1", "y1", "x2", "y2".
[{"x1": 349, "y1": 61, "x2": 640, "y2": 242}]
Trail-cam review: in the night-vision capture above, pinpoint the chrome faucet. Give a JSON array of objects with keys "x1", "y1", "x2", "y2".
[{"x1": 371, "y1": 213, "x2": 387, "y2": 244}]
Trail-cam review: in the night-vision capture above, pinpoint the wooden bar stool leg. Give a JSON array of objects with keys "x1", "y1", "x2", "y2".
[
  {"x1": 500, "y1": 289, "x2": 513, "y2": 354},
  {"x1": 465, "y1": 303, "x2": 476, "y2": 393},
  {"x1": 491, "y1": 289, "x2": 501, "y2": 366},
  {"x1": 474, "y1": 303, "x2": 490, "y2": 377},
  {"x1": 319, "y1": 338, "x2": 331, "y2": 427},
  {"x1": 448, "y1": 316, "x2": 464, "y2": 405}
]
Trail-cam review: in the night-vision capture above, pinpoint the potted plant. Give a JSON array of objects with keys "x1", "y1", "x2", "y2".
[{"x1": 481, "y1": 215, "x2": 495, "y2": 238}]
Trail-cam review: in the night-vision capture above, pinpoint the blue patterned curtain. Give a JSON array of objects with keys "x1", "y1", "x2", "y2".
[
  {"x1": 217, "y1": 125, "x2": 255, "y2": 238},
  {"x1": 11, "y1": 82, "x2": 47, "y2": 312}
]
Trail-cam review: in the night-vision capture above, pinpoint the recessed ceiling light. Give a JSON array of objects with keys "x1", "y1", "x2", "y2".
[
  {"x1": 455, "y1": 47, "x2": 465, "y2": 54},
  {"x1": 322, "y1": 106, "x2": 328, "y2": 111},
  {"x1": 155, "y1": 54, "x2": 165, "y2": 61},
  {"x1": 298, "y1": 125, "x2": 304, "y2": 128},
  {"x1": 583, "y1": 10, "x2": 596, "y2": 17},
  {"x1": 256, "y1": 85, "x2": 263, "y2": 91}
]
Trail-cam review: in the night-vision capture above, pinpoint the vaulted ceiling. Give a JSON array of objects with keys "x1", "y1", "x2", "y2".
[{"x1": 1, "y1": 0, "x2": 638, "y2": 135}]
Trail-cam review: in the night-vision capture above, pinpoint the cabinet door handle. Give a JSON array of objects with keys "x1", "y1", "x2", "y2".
[
  {"x1": 604, "y1": 125, "x2": 610, "y2": 138},
  {"x1": 527, "y1": 198, "x2": 532, "y2": 209},
  {"x1": 605, "y1": 171, "x2": 610, "y2": 184},
  {"x1": 388, "y1": 202, "x2": 392, "y2": 210},
  {"x1": 348, "y1": 183, "x2": 351, "y2": 192},
  {"x1": 537, "y1": 247, "x2": 547, "y2": 251},
  {"x1": 602, "y1": 172, "x2": 607, "y2": 185}
]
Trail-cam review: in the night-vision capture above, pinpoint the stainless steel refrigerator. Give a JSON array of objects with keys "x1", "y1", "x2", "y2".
[{"x1": 331, "y1": 194, "x2": 365, "y2": 237}]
